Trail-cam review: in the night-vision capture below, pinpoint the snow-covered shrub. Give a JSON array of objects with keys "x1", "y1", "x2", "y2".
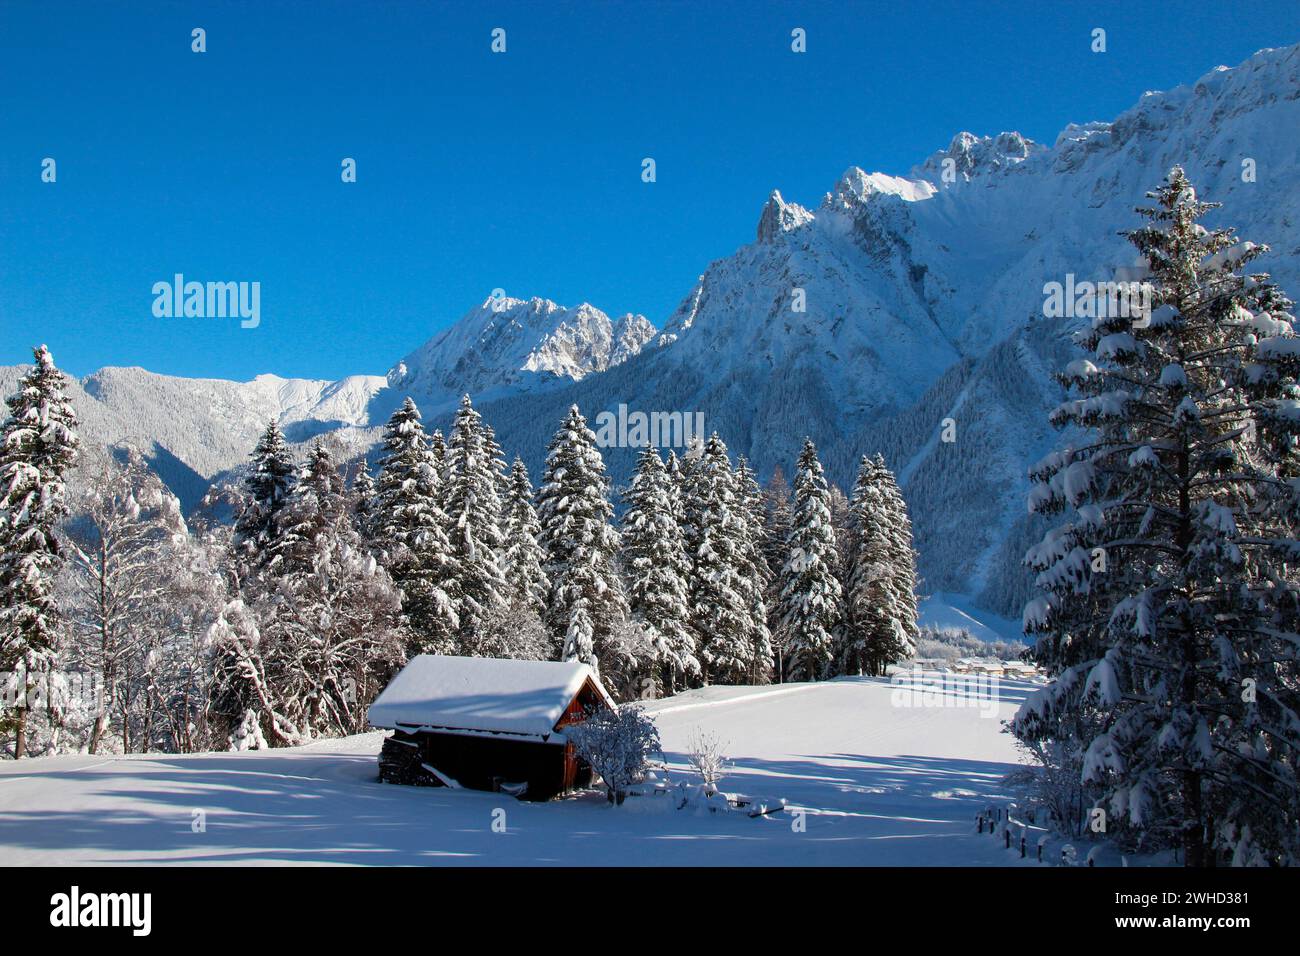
[
  {"x1": 229, "y1": 708, "x2": 268, "y2": 751},
  {"x1": 567, "y1": 703, "x2": 661, "y2": 805},
  {"x1": 685, "y1": 728, "x2": 729, "y2": 794}
]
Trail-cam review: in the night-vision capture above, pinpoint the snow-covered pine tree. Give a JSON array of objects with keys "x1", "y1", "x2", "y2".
[
  {"x1": 876, "y1": 458, "x2": 920, "y2": 664},
  {"x1": 776, "y1": 439, "x2": 842, "y2": 682},
  {"x1": 429, "y1": 428, "x2": 450, "y2": 510},
  {"x1": 1012, "y1": 167, "x2": 1300, "y2": 866},
  {"x1": 215, "y1": 424, "x2": 293, "y2": 744},
  {"x1": 762, "y1": 466, "x2": 794, "y2": 580},
  {"x1": 680, "y1": 434, "x2": 754, "y2": 684},
  {"x1": 373, "y1": 398, "x2": 459, "y2": 654},
  {"x1": 680, "y1": 436, "x2": 704, "y2": 477},
  {"x1": 501, "y1": 457, "x2": 549, "y2": 619},
  {"x1": 0, "y1": 345, "x2": 79, "y2": 758},
  {"x1": 349, "y1": 461, "x2": 378, "y2": 546},
  {"x1": 664, "y1": 450, "x2": 686, "y2": 521},
  {"x1": 840, "y1": 455, "x2": 918, "y2": 676},
  {"x1": 482, "y1": 422, "x2": 511, "y2": 507},
  {"x1": 444, "y1": 395, "x2": 509, "y2": 648},
  {"x1": 735, "y1": 456, "x2": 774, "y2": 683},
  {"x1": 620, "y1": 447, "x2": 697, "y2": 694},
  {"x1": 536, "y1": 405, "x2": 627, "y2": 672},
  {"x1": 232, "y1": 419, "x2": 296, "y2": 567},
  {"x1": 761, "y1": 465, "x2": 794, "y2": 675},
  {"x1": 827, "y1": 482, "x2": 854, "y2": 579},
  {"x1": 268, "y1": 442, "x2": 347, "y2": 576}
]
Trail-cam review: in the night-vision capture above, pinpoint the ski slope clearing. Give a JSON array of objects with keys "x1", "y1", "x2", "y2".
[
  {"x1": 918, "y1": 592, "x2": 1025, "y2": 645},
  {"x1": 0, "y1": 676, "x2": 1036, "y2": 866}
]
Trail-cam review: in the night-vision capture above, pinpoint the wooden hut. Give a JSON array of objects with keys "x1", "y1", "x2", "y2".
[{"x1": 367, "y1": 655, "x2": 616, "y2": 801}]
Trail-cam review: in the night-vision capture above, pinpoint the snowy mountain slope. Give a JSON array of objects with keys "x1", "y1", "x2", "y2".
[
  {"x1": 903, "y1": 47, "x2": 1300, "y2": 354},
  {"x1": 482, "y1": 43, "x2": 1300, "y2": 609},
  {"x1": 918, "y1": 593, "x2": 1026, "y2": 646},
  {"x1": 0, "y1": 676, "x2": 1030, "y2": 866}
]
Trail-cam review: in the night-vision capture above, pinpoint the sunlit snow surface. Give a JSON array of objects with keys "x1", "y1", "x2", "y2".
[{"x1": 0, "y1": 676, "x2": 1043, "y2": 866}]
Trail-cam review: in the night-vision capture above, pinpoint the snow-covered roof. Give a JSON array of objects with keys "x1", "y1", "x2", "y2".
[{"x1": 367, "y1": 655, "x2": 613, "y2": 741}]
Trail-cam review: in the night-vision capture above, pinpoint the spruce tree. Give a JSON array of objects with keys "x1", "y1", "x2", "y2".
[
  {"x1": 762, "y1": 466, "x2": 794, "y2": 580},
  {"x1": 502, "y1": 457, "x2": 550, "y2": 618},
  {"x1": 373, "y1": 398, "x2": 459, "y2": 654},
  {"x1": 876, "y1": 458, "x2": 920, "y2": 664},
  {"x1": 350, "y1": 461, "x2": 378, "y2": 546},
  {"x1": 0, "y1": 345, "x2": 79, "y2": 758},
  {"x1": 232, "y1": 419, "x2": 296, "y2": 566},
  {"x1": 482, "y1": 422, "x2": 511, "y2": 505},
  {"x1": 621, "y1": 447, "x2": 697, "y2": 693},
  {"x1": 444, "y1": 395, "x2": 508, "y2": 646},
  {"x1": 269, "y1": 442, "x2": 347, "y2": 576},
  {"x1": 840, "y1": 455, "x2": 918, "y2": 676},
  {"x1": 536, "y1": 405, "x2": 627, "y2": 671},
  {"x1": 429, "y1": 428, "x2": 450, "y2": 509},
  {"x1": 681, "y1": 434, "x2": 754, "y2": 684},
  {"x1": 664, "y1": 450, "x2": 686, "y2": 520},
  {"x1": 259, "y1": 442, "x2": 406, "y2": 737},
  {"x1": 776, "y1": 439, "x2": 842, "y2": 682},
  {"x1": 762, "y1": 465, "x2": 795, "y2": 675},
  {"x1": 734, "y1": 456, "x2": 774, "y2": 683},
  {"x1": 1013, "y1": 167, "x2": 1300, "y2": 866}
]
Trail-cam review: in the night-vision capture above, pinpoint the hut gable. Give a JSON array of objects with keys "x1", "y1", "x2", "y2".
[{"x1": 367, "y1": 655, "x2": 615, "y2": 742}]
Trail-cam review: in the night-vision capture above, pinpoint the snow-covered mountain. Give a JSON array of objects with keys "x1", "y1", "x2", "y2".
[
  {"x1": 480, "y1": 43, "x2": 1300, "y2": 613},
  {"x1": 8, "y1": 43, "x2": 1300, "y2": 618},
  {"x1": 0, "y1": 364, "x2": 386, "y2": 510},
  {"x1": 379, "y1": 296, "x2": 656, "y2": 419},
  {"x1": 0, "y1": 297, "x2": 653, "y2": 509}
]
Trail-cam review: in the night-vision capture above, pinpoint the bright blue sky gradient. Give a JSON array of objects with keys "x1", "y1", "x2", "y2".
[{"x1": 3, "y1": 0, "x2": 1298, "y2": 380}]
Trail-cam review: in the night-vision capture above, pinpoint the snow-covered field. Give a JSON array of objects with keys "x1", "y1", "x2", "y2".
[{"x1": 0, "y1": 676, "x2": 1039, "y2": 866}]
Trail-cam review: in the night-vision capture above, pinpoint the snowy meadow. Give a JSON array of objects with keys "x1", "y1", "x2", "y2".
[{"x1": 0, "y1": 676, "x2": 1038, "y2": 866}]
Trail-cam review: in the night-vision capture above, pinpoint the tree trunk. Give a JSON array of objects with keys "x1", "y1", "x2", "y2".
[
  {"x1": 1176, "y1": 421, "x2": 1205, "y2": 867},
  {"x1": 88, "y1": 712, "x2": 107, "y2": 755},
  {"x1": 1183, "y1": 770, "x2": 1205, "y2": 867},
  {"x1": 13, "y1": 707, "x2": 27, "y2": 759}
]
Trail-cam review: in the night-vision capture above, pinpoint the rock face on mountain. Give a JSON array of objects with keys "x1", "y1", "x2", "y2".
[
  {"x1": 383, "y1": 296, "x2": 655, "y2": 415},
  {"x1": 7, "y1": 44, "x2": 1300, "y2": 616}
]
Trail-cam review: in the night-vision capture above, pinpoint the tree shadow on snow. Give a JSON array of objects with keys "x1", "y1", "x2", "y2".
[{"x1": 0, "y1": 749, "x2": 1023, "y2": 866}]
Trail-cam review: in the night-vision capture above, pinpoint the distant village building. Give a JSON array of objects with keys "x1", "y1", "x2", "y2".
[{"x1": 367, "y1": 655, "x2": 616, "y2": 801}]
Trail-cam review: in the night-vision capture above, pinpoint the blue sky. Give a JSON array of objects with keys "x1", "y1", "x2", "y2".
[{"x1": 3, "y1": 0, "x2": 1298, "y2": 381}]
